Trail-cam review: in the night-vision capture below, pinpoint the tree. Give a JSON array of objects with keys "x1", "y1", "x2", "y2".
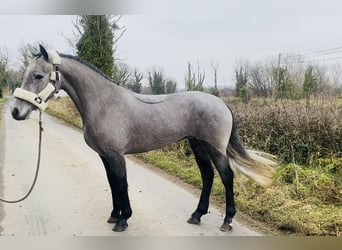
[
  {"x1": 18, "y1": 43, "x2": 31, "y2": 73},
  {"x1": 313, "y1": 65, "x2": 329, "y2": 95},
  {"x1": 185, "y1": 61, "x2": 205, "y2": 91},
  {"x1": 273, "y1": 66, "x2": 294, "y2": 99},
  {"x1": 248, "y1": 64, "x2": 270, "y2": 97},
  {"x1": 165, "y1": 79, "x2": 177, "y2": 94},
  {"x1": 0, "y1": 49, "x2": 9, "y2": 98},
  {"x1": 210, "y1": 61, "x2": 219, "y2": 96},
  {"x1": 149, "y1": 70, "x2": 166, "y2": 94},
  {"x1": 239, "y1": 86, "x2": 249, "y2": 103},
  {"x1": 6, "y1": 69, "x2": 22, "y2": 93},
  {"x1": 235, "y1": 66, "x2": 248, "y2": 97},
  {"x1": 303, "y1": 65, "x2": 316, "y2": 102},
  {"x1": 113, "y1": 62, "x2": 131, "y2": 86},
  {"x1": 76, "y1": 15, "x2": 114, "y2": 77},
  {"x1": 126, "y1": 69, "x2": 143, "y2": 93}
]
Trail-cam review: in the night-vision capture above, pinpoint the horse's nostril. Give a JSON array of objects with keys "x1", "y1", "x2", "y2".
[{"x1": 11, "y1": 107, "x2": 19, "y2": 119}]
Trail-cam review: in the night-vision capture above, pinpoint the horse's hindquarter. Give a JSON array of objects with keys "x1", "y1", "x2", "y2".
[
  {"x1": 185, "y1": 92, "x2": 232, "y2": 153},
  {"x1": 126, "y1": 92, "x2": 232, "y2": 154}
]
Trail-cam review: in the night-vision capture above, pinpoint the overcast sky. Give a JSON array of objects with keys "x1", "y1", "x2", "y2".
[{"x1": 1, "y1": 1, "x2": 342, "y2": 88}]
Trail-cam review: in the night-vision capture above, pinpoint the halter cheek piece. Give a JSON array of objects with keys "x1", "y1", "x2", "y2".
[{"x1": 13, "y1": 50, "x2": 61, "y2": 111}]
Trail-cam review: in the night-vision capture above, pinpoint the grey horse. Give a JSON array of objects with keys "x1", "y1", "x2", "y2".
[{"x1": 11, "y1": 45, "x2": 275, "y2": 232}]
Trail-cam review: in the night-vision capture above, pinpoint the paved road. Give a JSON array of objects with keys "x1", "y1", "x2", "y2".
[{"x1": 0, "y1": 100, "x2": 260, "y2": 236}]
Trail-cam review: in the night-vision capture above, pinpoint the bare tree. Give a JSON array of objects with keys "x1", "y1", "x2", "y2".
[
  {"x1": 17, "y1": 43, "x2": 32, "y2": 73},
  {"x1": 126, "y1": 69, "x2": 143, "y2": 93},
  {"x1": 209, "y1": 61, "x2": 220, "y2": 96},
  {"x1": 113, "y1": 62, "x2": 131, "y2": 86},
  {"x1": 313, "y1": 64, "x2": 330, "y2": 96},
  {"x1": 248, "y1": 64, "x2": 270, "y2": 97},
  {"x1": 185, "y1": 61, "x2": 205, "y2": 91},
  {"x1": 211, "y1": 61, "x2": 219, "y2": 89},
  {"x1": 0, "y1": 48, "x2": 9, "y2": 98}
]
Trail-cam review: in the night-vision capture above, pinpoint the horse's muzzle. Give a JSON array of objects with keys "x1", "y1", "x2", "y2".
[
  {"x1": 11, "y1": 104, "x2": 32, "y2": 121},
  {"x1": 11, "y1": 107, "x2": 25, "y2": 120}
]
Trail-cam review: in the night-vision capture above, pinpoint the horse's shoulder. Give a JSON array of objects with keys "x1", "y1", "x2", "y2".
[{"x1": 131, "y1": 92, "x2": 168, "y2": 104}]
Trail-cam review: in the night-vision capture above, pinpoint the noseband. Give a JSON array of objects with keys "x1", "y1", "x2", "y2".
[{"x1": 13, "y1": 50, "x2": 61, "y2": 111}]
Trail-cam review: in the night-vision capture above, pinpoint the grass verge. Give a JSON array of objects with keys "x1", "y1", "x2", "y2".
[
  {"x1": 0, "y1": 97, "x2": 5, "y2": 123},
  {"x1": 138, "y1": 149, "x2": 341, "y2": 236}
]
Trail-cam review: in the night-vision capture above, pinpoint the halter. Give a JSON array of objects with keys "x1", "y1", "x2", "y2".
[{"x1": 13, "y1": 50, "x2": 61, "y2": 111}]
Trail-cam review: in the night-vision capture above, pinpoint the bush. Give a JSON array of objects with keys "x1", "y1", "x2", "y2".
[{"x1": 229, "y1": 98, "x2": 342, "y2": 165}]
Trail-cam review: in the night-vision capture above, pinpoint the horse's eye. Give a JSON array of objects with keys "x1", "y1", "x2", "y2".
[{"x1": 34, "y1": 74, "x2": 44, "y2": 80}]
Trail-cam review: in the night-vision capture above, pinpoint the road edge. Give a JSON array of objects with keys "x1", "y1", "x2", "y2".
[{"x1": 0, "y1": 98, "x2": 7, "y2": 234}]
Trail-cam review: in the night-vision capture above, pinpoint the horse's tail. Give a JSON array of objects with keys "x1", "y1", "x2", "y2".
[{"x1": 226, "y1": 120, "x2": 277, "y2": 187}]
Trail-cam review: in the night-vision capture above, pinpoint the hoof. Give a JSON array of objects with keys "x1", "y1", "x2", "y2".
[
  {"x1": 220, "y1": 222, "x2": 233, "y2": 232},
  {"x1": 187, "y1": 216, "x2": 200, "y2": 225},
  {"x1": 107, "y1": 216, "x2": 119, "y2": 224},
  {"x1": 113, "y1": 221, "x2": 128, "y2": 232}
]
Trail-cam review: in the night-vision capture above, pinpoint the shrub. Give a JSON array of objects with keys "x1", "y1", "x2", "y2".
[{"x1": 229, "y1": 98, "x2": 342, "y2": 165}]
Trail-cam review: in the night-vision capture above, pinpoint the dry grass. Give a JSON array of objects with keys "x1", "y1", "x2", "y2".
[{"x1": 46, "y1": 97, "x2": 83, "y2": 129}]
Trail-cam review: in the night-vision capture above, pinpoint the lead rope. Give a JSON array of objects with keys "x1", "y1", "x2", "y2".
[{"x1": 0, "y1": 111, "x2": 43, "y2": 203}]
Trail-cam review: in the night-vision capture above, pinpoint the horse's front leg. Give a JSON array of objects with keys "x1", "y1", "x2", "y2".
[
  {"x1": 100, "y1": 152, "x2": 132, "y2": 232},
  {"x1": 100, "y1": 156, "x2": 121, "y2": 223}
]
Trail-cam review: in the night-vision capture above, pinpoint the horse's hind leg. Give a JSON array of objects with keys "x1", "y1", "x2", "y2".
[
  {"x1": 187, "y1": 138, "x2": 214, "y2": 225},
  {"x1": 100, "y1": 152, "x2": 132, "y2": 232},
  {"x1": 204, "y1": 143, "x2": 235, "y2": 232}
]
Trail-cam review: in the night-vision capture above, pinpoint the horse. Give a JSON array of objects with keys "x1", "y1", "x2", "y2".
[{"x1": 11, "y1": 44, "x2": 276, "y2": 233}]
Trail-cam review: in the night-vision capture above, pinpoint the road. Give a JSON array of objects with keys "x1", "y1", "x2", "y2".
[{"x1": 0, "y1": 99, "x2": 260, "y2": 236}]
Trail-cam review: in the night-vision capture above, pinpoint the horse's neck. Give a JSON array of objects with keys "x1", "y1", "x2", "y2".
[{"x1": 59, "y1": 57, "x2": 123, "y2": 122}]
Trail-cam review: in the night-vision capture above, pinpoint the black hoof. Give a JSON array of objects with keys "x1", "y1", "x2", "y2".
[
  {"x1": 107, "y1": 216, "x2": 119, "y2": 224},
  {"x1": 187, "y1": 216, "x2": 201, "y2": 225},
  {"x1": 220, "y1": 222, "x2": 233, "y2": 232},
  {"x1": 113, "y1": 221, "x2": 128, "y2": 232}
]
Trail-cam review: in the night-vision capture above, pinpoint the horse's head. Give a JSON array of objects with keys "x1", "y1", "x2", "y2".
[{"x1": 11, "y1": 44, "x2": 61, "y2": 120}]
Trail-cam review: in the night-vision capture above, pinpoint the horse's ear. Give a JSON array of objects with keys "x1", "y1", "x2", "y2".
[
  {"x1": 39, "y1": 44, "x2": 49, "y2": 61},
  {"x1": 28, "y1": 44, "x2": 40, "y2": 57}
]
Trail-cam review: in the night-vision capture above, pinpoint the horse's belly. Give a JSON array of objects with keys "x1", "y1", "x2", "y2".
[{"x1": 125, "y1": 126, "x2": 186, "y2": 154}]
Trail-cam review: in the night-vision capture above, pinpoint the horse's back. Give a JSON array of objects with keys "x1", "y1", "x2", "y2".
[
  {"x1": 131, "y1": 92, "x2": 168, "y2": 104},
  {"x1": 137, "y1": 91, "x2": 233, "y2": 155},
  {"x1": 110, "y1": 90, "x2": 233, "y2": 155}
]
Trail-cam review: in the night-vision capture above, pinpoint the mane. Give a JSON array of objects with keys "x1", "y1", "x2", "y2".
[{"x1": 58, "y1": 53, "x2": 117, "y2": 84}]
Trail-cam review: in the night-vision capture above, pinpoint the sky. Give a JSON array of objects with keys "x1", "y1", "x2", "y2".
[{"x1": 1, "y1": 1, "x2": 342, "y2": 88}]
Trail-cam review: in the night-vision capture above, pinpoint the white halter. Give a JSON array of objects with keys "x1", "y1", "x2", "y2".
[{"x1": 13, "y1": 50, "x2": 61, "y2": 111}]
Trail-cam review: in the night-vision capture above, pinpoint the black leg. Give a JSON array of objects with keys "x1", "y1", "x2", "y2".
[
  {"x1": 187, "y1": 139, "x2": 215, "y2": 225},
  {"x1": 100, "y1": 156, "x2": 121, "y2": 223},
  {"x1": 204, "y1": 143, "x2": 235, "y2": 232},
  {"x1": 100, "y1": 152, "x2": 132, "y2": 232}
]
